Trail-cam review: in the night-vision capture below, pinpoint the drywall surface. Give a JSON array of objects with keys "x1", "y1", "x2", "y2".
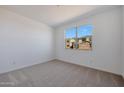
[
  {"x1": 56, "y1": 7, "x2": 122, "y2": 75},
  {"x1": 122, "y1": 6, "x2": 124, "y2": 77},
  {"x1": 0, "y1": 8, "x2": 55, "y2": 74}
]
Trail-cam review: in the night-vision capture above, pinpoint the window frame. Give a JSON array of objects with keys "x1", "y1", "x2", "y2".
[{"x1": 64, "y1": 24, "x2": 93, "y2": 50}]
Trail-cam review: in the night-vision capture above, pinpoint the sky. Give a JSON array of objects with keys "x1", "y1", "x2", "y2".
[
  {"x1": 65, "y1": 27, "x2": 76, "y2": 38},
  {"x1": 65, "y1": 25, "x2": 93, "y2": 38}
]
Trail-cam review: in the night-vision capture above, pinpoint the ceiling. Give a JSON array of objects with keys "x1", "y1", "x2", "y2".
[{"x1": 0, "y1": 5, "x2": 110, "y2": 27}]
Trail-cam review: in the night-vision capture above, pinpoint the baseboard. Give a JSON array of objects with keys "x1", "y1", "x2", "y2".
[
  {"x1": 56, "y1": 58, "x2": 121, "y2": 76},
  {"x1": 0, "y1": 58, "x2": 122, "y2": 78},
  {"x1": 122, "y1": 74, "x2": 124, "y2": 79},
  {"x1": 0, "y1": 58, "x2": 55, "y2": 75}
]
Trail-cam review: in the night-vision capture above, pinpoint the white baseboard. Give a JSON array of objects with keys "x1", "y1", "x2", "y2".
[
  {"x1": 56, "y1": 58, "x2": 121, "y2": 76},
  {"x1": 0, "y1": 58, "x2": 55, "y2": 75},
  {"x1": 122, "y1": 74, "x2": 124, "y2": 79}
]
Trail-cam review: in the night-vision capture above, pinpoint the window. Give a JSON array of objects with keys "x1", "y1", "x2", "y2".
[
  {"x1": 65, "y1": 27, "x2": 77, "y2": 49},
  {"x1": 65, "y1": 27, "x2": 76, "y2": 38},
  {"x1": 65, "y1": 25, "x2": 93, "y2": 50}
]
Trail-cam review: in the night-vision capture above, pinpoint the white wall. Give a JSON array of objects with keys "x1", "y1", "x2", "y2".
[
  {"x1": 122, "y1": 6, "x2": 124, "y2": 77},
  {"x1": 0, "y1": 6, "x2": 123, "y2": 76},
  {"x1": 56, "y1": 7, "x2": 122, "y2": 75},
  {"x1": 0, "y1": 8, "x2": 55, "y2": 74}
]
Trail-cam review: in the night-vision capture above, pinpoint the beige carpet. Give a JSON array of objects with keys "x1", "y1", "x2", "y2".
[{"x1": 0, "y1": 60, "x2": 124, "y2": 87}]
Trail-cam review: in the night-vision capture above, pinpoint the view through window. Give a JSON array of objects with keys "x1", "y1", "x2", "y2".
[{"x1": 65, "y1": 25, "x2": 93, "y2": 50}]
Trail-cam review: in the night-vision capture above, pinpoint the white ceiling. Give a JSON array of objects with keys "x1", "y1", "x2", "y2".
[{"x1": 0, "y1": 5, "x2": 108, "y2": 27}]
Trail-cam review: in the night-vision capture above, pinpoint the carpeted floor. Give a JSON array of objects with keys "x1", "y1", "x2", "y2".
[{"x1": 0, "y1": 60, "x2": 124, "y2": 87}]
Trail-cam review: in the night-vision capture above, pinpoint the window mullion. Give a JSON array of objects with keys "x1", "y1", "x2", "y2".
[{"x1": 76, "y1": 26, "x2": 78, "y2": 49}]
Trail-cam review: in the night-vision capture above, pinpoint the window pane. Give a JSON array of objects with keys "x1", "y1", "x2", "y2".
[
  {"x1": 65, "y1": 27, "x2": 77, "y2": 49},
  {"x1": 77, "y1": 25, "x2": 93, "y2": 38},
  {"x1": 77, "y1": 25, "x2": 93, "y2": 50},
  {"x1": 65, "y1": 27, "x2": 76, "y2": 38}
]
